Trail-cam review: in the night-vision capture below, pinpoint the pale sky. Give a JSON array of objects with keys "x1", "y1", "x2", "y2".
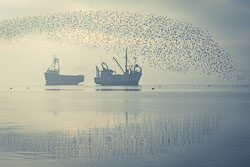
[{"x1": 0, "y1": 0, "x2": 249, "y2": 85}]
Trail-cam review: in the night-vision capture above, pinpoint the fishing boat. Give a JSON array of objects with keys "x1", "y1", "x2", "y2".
[
  {"x1": 44, "y1": 57, "x2": 84, "y2": 85},
  {"x1": 94, "y1": 49, "x2": 142, "y2": 86}
]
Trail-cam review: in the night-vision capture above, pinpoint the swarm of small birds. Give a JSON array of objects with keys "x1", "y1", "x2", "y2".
[{"x1": 0, "y1": 11, "x2": 241, "y2": 81}]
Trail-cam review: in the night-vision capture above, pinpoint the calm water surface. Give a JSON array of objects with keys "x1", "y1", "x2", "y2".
[{"x1": 0, "y1": 85, "x2": 250, "y2": 167}]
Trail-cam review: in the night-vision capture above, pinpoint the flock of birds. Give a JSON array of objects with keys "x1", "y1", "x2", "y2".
[{"x1": 0, "y1": 11, "x2": 241, "y2": 81}]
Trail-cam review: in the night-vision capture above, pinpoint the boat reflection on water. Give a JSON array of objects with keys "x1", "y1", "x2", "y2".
[
  {"x1": 45, "y1": 88, "x2": 61, "y2": 91},
  {"x1": 95, "y1": 88, "x2": 141, "y2": 91},
  {"x1": 95, "y1": 86, "x2": 141, "y2": 92},
  {"x1": 44, "y1": 85, "x2": 85, "y2": 91},
  {"x1": 44, "y1": 86, "x2": 141, "y2": 92}
]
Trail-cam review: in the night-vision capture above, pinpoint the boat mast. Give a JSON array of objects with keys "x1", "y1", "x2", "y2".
[
  {"x1": 49, "y1": 56, "x2": 60, "y2": 72},
  {"x1": 53, "y1": 58, "x2": 56, "y2": 70},
  {"x1": 57, "y1": 58, "x2": 60, "y2": 71},
  {"x1": 125, "y1": 48, "x2": 128, "y2": 73},
  {"x1": 54, "y1": 57, "x2": 60, "y2": 72}
]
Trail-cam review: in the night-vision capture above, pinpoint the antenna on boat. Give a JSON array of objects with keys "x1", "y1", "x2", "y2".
[{"x1": 134, "y1": 56, "x2": 137, "y2": 65}]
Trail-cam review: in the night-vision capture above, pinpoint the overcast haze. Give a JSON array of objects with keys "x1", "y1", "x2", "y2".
[{"x1": 0, "y1": 0, "x2": 250, "y2": 85}]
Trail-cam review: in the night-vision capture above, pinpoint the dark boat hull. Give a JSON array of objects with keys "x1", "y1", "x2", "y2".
[
  {"x1": 44, "y1": 72, "x2": 84, "y2": 85},
  {"x1": 94, "y1": 73, "x2": 142, "y2": 86}
]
